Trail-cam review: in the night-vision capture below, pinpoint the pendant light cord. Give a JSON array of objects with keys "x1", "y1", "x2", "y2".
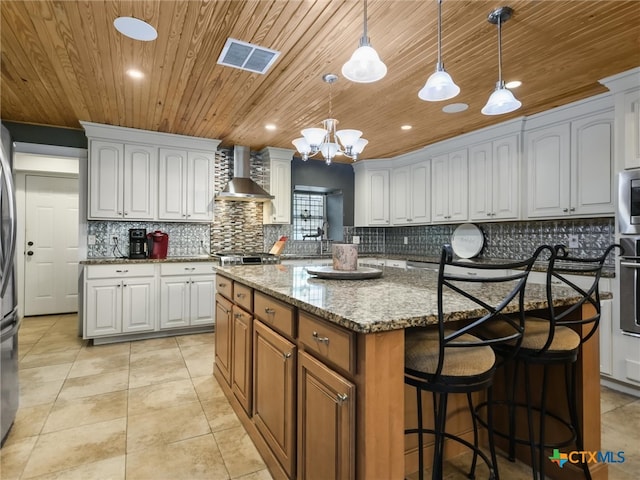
[
  {"x1": 497, "y1": 15, "x2": 503, "y2": 84},
  {"x1": 436, "y1": 0, "x2": 442, "y2": 66}
]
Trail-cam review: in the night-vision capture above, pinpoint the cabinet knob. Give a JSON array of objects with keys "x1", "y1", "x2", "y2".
[
  {"x1": 337, "y1": 393, "x2": 348, "y2": 404},
  {"x1": 218, "y1": 283, "x2": 227, "y2": 288},
  {"x1": 570, "y1": 207, "x2": 575, "y2": 212},
  {"x1": 234, "y1": 313, "x2": 243, "y2": 319},
  {"x1": 282, "y1": 352, "x2": 292, "y2": 360},
  {"x1": 124, "y1": 212, "x2": 128, "y2": 216},
  {"x1": 265, "y1": 307, "x2": 276, "y2": 315},
  {"x1": 236, "y1": 293, "x2": 246, "y2": 299},
  {"x1": 487, "y1": 213, "x2": 492, "y2": 217},
  {"x1": 563, "y1": 208, "x2": 569, "y2": 212}
]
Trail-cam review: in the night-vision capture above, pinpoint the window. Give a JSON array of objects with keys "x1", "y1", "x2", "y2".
[{"x1": 292, "y1": 192, "x2": 325, "y2": 240}]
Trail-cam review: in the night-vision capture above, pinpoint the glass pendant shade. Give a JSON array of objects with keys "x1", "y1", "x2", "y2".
[
  {"x1": 320, "y1": 142, "x2": 339, "y2": 164},
  {"x1": 481, "y1": 83, "x2": 521, "y2": 115},
  {"x1": 336, "y1": 129, "x2": 363, "y2": 149},
  {"x1": 418, "y1": 67, "x2": 460, "y2": 101},
  {"x1": 341, "y1": 45, "x2": 387, "y2": 83},
  {"x1": 301, "y1": 127, "x2": 327, "y2": 147},
  {"x1": 292, "y1": 138, "x2": 311, "y2": 156},
  {"x1": 354, "y1": 138, "x2": 369, "y2": 154}
]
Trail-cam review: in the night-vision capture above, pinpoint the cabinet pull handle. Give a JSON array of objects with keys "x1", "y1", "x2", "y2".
[
  {"x1": 570, "y1": 207, "x2": 575, "y2": 212},
  {"x1": 236, "y1": 293, "x2": 246, "y2": 299},
  {"x1": 234, "y1": 313, "x2": 243, "y2": 319},
  {"x1": 563, "y1": 208, "x2": 569, "y2": 212},
  {"x1": 265, "y1": 307, "x2": 276, "y2": 314},
  {"x1": 487, "y1": 213, "x2": 492, "y2": 216},
  {"x1": 185, "y1": 267, "x2": 195, "y2": 271},
  {"x1": 312, "y1": 331, "x2": 330, "y2": 344},
  {"x1": 218, "y1": 283, "x2": 227, "y2": 288},
  {"x1": 115, "y1": 269, "x2": 129, "y2": 273},
  {"x1": 466, "y1": 272, "x2": 478, "y2": 276},
  {"x1": 219, "y1": 305, "x2": 230, "y2": 314},
  {"x1": 283, "y1": 352, "x2": 292, "y2": 360},
  {"x1": 337, "y1": 393, "x2": 348, "y2": 404}
]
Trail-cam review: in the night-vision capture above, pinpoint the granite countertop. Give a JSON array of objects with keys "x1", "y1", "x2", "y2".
[
  {"x1": 214, "y1": 264, "x2": 593, "y2": 334},
  {"x1": 81, "y1": 256, "x2": 216, "y2": 265}
]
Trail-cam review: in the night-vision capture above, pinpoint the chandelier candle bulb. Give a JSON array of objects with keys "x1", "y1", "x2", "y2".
[{"x1": 332, "y1": 244, "x2": 359, "y2": 271}]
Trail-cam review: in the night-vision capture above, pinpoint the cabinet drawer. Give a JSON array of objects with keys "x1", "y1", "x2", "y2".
[
  {"x1": 160, "y1": 262, "x2": 217, "y2": 276},
  {"x1": 299, "y1": 311, "x2": 355, "y2": 374},
  {"x1": 216, "y1": 275, "x2": 233, "y2": 300},
  {"x1": 233, "y1": 282, "x2": 253, "y2": 312},
  {"x1": 85, "y1": 264, "x2": 155, "y2": 279},
  {"x1": 254, "y1": 291, "x2": 295, "y2": 338}
]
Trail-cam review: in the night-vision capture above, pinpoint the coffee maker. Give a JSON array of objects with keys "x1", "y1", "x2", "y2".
[{"x1": 128, "y1": 228, "x2": 147, "y2": 259}]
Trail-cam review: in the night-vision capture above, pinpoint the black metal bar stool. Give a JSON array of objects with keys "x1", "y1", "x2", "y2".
[
  {"x1": 404, "y1": 244, "x2": 546, "y2": 480},
  {"x1": 480, "y1": 244, "x2": 620, "y2": 480}
]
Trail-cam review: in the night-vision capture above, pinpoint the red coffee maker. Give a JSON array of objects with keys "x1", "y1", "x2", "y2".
[{"x1": 147, "y1": 230, "x2": 169, "y2": 259}]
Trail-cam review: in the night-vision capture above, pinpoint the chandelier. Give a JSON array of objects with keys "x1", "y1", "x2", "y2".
[{"x1": 292, "y1": 74, "x2": 368, "y2": 165}]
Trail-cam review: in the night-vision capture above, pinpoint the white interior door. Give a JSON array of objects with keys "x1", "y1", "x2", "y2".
[{"x1": 24, "y1": 175, "x2": 78, "y2": 315}]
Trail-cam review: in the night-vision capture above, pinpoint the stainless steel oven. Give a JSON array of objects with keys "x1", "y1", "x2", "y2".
[
  {"x1": 619, "y1": 237, "x2": 640, "y2": 335},
  {"x1": 618, "y1": 168, "x2": 640, "y2": 235}
]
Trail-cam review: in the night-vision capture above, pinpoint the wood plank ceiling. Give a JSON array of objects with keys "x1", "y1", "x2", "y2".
[{"x1": 1, "y1": 0, "x2": 639, "y2": 161}]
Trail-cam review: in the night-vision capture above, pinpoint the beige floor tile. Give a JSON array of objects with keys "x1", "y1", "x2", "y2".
[
  {"x1": 67, "y1": 353, "x2": 130, "y2": 378},
  {"x1": 201, "y1": 395, "x2": 242, "y2": 433},
  {"x1": 19, "y1": 330, "x2": 51, "y2": 345},
  {"x1": 126, "y1": 434, "x2": 228, "y2": 479},
  {"x1": 26, "y1": 338, "x2": 83, "y2": 356},
  {"x1": 19, "y1": 349, "x2": 80, "y2": 369},
  {"x1": 601, "y1": 400, "x2": 640, "y2": 478},
  {"x1": 176, "y1": 332, "x2": 215, "y2": 348},
  {"x1": 24, "y1": 455, "x2": 125, "y2": 480},
  {"x1": 601, "y1": 386, "x2": 638, "y2": 414},
  {"x1": 42, "y1": 390, "x2": 127, "y2": 434},
  {"x1": 20, "y1": 417, "x2": 126, "y2": 478},
  {"x1": 127, "y1": 378, "x2": 199, "y2": 416},
  {"x1": 129, "y1": 336, "x2": 178, "y2": 355},
  {"x1": 76, "y1": 342, "x2": 131, "y2": 360},
  {"x1": 192, "y1": 374, "x2": 227, "y2": 403},
  {"x1": 126, "y1": 401, "x2": 211, "y2": 453},
  {"x1": 4, "y1": 404, "x2": 52, "y2": 442},
  {"x1": 181, "y1": 344, "x2": 215, "y2": 377},
  {"x1": 214, "y1": 426, "x2": 266, "y2": 479},
  {"x1": 19, "y1": 378, "x2": 64, "y2": 408},
  {"x1": 19, "y1": 363, "x2": 73, "y2": 383},
  {"x1": 57, "y1": 370, "x2": 129, "y2": 400},
  {"x1": 129, "y1": 346, "x2": 183, "y2": 367},
  {"x1": 0, "y1": 435, "x2": 38, "y2": 480},
  {"x1": 128, "y1": 361, "x2": 191, "y2": 389},
  {"x1": 233, "y1": 469, "x2": 274, "y2": 480}
]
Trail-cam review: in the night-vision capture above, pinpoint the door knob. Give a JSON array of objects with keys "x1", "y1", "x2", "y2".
[
  {"x1": 27, "y1": 241, "x2": 34, "y2": 246},
  {"x1": 27, "y1": 251, "x2": 34, "y2": 256}
]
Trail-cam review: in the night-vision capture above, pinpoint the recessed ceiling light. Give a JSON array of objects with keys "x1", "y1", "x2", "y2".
[
  {"x1": 265, "y1": 124, "x2": 276, "y2": 131},
  {"x1": 442, "y1": 103, "x2": 469, "y2": 113},
  {"x1": 401, "y1": 125, "x2": 412, "y2": 130},
  {"x1": 505, "y1": 80, "x2": 522, "y2": 88},
  {"x1": 114, "y1": 17, "x2": 157, "y2": 41},
  {"x1": 126, "y1": 69, "x2": 144, "y2": 79}
]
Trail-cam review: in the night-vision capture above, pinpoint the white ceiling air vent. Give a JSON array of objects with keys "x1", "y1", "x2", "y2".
[{"x1": 217, "y1": 38, "x2": 280, "y2": 74}]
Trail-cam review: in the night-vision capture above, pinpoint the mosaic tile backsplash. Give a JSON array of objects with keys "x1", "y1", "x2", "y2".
[{"x1": 265, "y1": 218, "x2": 616, "y2": 266}]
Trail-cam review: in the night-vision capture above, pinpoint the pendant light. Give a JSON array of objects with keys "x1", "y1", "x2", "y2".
[
  {"x1": 418, "y1": 0, "x2": 460, "y2": 101},
  {"x1": 342, "y1": 0, "x2": 387, "y2": 83},
  {"x1": 482, "y1": 6, "x2": 521, "y2": 115}
]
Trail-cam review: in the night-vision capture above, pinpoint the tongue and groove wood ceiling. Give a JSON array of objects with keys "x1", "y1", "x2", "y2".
[{"x1": 1, "y1": 1, "x2": 639, "y2": 161}]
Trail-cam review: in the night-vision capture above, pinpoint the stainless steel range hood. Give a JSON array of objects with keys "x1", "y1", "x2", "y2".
[{"x1": 216, "y1": 146, "x2": 274, "y2": 202}]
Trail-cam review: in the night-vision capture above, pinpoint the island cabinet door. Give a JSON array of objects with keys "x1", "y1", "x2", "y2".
[
  {"x1": 297, "y1": 350, "x2": 355, "y2": 480},
  {"x1": 253, "y1": 320, "x2": 297, "y2": 478},
  {"x1": 215, "y1": 294, "x2": 233, "y2": 385},
  {"x1": 231, "y1": 305, "x2": 252, "y2": 414}
]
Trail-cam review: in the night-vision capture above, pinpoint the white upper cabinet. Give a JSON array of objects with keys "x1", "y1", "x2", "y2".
[
  {"x1": 158, "y1": 148, "x2": 214, "y2": 222},
  {"x1": 89, "y1": 141, "x2": 156, "y2": 220},
  {"x1": 82, "y1": 121, "x2": 220, "y2": 223},
  {"x1": 526, "y1": 108, "x2": 614, "y2": 218},
  {"x1": 624, "y1": 89, "x2": 640, "y2": 169},
  {"x1": 262, "y1": 147, "x2": 294, "y2": 224},
  {"x1": 468, "y1": 135, "x2": 520, "y2": 221},
  {"x1": 431, "y1": 148, "x2": 468, "y2": 223},
  {"x1": 354, "y1": 167, "x2": 390, "y2": 226},
  {"x1": 391, "y1": 160, "x2": 430, "y2": 225}
]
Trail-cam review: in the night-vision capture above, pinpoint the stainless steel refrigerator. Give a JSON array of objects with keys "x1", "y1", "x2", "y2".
[{"x1": 0, "y1": 123, "x2": 19, "y2": 446}]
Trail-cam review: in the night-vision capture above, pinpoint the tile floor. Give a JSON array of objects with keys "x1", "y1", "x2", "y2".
[{"x1": 1, "y1": 313, "x2": 638, "y2": 479}]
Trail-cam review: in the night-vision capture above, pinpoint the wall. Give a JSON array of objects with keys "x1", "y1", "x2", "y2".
[{"x1": 3, "y1": 121, "x2": 87, "y2": 149}]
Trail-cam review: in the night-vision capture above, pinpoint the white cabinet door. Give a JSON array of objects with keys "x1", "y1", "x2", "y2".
[
  {"x1": 390, "y1": 166, "x2": 410, "y2": 224},
  {"x1": 158, "y1": 148, "x2": 188, "y2": 220},
  {"x1": 367, "y1": 169, "x2": 390, "y2": 225},
  {"x1": 190, "y1": 275, "x2": 216, "y2": 326},
  {"x1": 160, "y1": 276, "x2": 190, "y2": 329},
  {"x1": 624, "y1": 89, "x2": 640, "y2": 170},
  {"x1": 468, "y1": 142, "x2": 493, "y2": 221},
  {"x1": 85, "y1": 279, "x2": 121, "y2": 337},
  {"x1": 526, "y1": 123, "x2": 571, "y2": 218},
  {"x1": 122, "y1": 277, "x2": 156, "y2": 333},
  {"x1": 391, "y1": 161, "x2": 430, "y2": 225},
  {"x1": 571, "y1": 111, "x2": 615, "y2": 215},
  {"x1": 432, "y1": 149, "x2": 468, "y2": 223},
  {"x1": 186, "y1": 151, "x2": 214, "y2": 221},
  {"x1": 89, "y1": 141, "x2": 123, "y2": 219},
  {"x1": 123, "y1": 144, "x2": 156, "y2": 220},
  {"x1": 600, "y1": 299, "x2": 613, "y2": 376},
  {"x1": 492, "y1": 135, "x2": 520, "y2": 220},
  {"x1": 266, "y1": 158, "x2": 292, "y2": 224}
]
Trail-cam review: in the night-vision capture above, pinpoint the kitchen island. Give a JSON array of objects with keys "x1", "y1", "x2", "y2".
[{"x1": 213, "y1": 264, "x2": 605, "y2": 480}]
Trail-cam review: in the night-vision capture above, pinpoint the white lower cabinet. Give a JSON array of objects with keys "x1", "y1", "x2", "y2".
[
  {"x1": 84, "y1": 264, "x2": 156, "y2": 338},
  {"x1": 159, "y1": 263, "x2": 216, "y2": 329}
]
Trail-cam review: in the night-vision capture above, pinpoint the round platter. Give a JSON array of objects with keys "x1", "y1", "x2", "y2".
[
  {"x1": 305, "y1": 266, "x2": 383, "y2": 280},
  {"x1": 451, "y1": 223, "x2": 485, "y2": 259}
]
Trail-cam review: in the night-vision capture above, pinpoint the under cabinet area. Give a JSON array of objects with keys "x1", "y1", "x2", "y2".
[{"x1": 82, "y1": 261, "x2": 216, "y2": 344}]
